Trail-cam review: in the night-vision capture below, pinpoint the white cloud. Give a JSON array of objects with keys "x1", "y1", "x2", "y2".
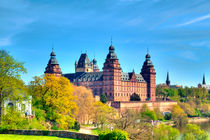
[
  {"x1": 178, "y1": 14, "x2": 210, "y2": 26},
  {"x1": 0, "y1": 37, "x2": 11, "y2": 47}
]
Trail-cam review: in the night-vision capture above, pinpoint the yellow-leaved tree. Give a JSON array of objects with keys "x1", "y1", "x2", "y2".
[
  {"x1": 30, "y1": 74, "x2": 78, "y2": 129},
  {"x1": 72, "y1": 85, "x2": 94, "y2": 124}
]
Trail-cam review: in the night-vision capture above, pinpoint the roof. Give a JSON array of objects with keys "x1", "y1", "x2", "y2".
[
  {"x1": 63, "y1": 72, "x2": 103, "y2": 82},
  {"x1": 77, "y1": 53, "x2": 91, "y2": 68},
  {"x1": 121, "y1": 72, "x2": 146, "y2": 82},
  {"x1": 63, "y1": 72, "x2": 145, "y2": 83}
]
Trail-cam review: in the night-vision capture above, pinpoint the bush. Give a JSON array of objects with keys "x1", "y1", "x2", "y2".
[
  {"x1": 99, "y1": 129, "x2": 129, "y2": 140},
  {"x1": 154, "y1": 124, "x2": 179, "y2": 140},
  {"x1": 72, "y1": 121, "x2": 80, "y2": 131},
  {"x1": 100, "y1": 93, "x2": 108, "y2": 103},
  {"x1": 182, "y1": 124, "x2": 208, "y2": 140},
  {"x1": 34, "y1": 108, "x2": 46, "y2": 122},
  {"x1": 164, "y1": 113, "x2": 171, "y2": 120},
  {"x1": 0, "y1": 108, "x2": 29, "y2": 130}
]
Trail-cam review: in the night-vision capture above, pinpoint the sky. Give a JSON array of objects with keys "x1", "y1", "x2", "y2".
[{"x1": 1, "y1": 0, "x2": 210, "y2": 86}]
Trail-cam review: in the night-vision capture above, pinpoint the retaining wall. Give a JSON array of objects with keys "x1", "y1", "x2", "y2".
[{"x1": 0, "y1": 130, "x2": 99, "y2": 140}]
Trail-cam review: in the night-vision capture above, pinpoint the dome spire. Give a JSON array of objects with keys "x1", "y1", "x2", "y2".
[{"x1": 203, "y1": 73, "x2": 206, "y2": 85}]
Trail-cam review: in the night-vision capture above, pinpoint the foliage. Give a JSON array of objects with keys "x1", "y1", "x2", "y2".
[
  {"x1": 130, "y1": 93, "x2": 140, "y2": 101},
  {"x1": 140, "y1": 104, "x2": 157, "y2": 121},
  {"x1": 93, "y1": 101, "x2": 117, "y2": 129},
  {"x1": 182, "y1": 124, "x2": 208, "y2": 140},
  {"x1": 0, "y1": 50, "x2": 27, "y2": 119},
  {"x1": 171, "y1": 105, "x2": 188, "y2": 127},
  {"x1": 29, "y1": 74, "x2": 78, "y2": 130},
  {"x1": 153, "y1": 124, "x2": 179, "y2": 140},
  {"x1": 0, "y1": 108, "x2": 29, "y2": 130},
  {"x1": 99, "y1": 129, "x2": 129, "y2": 140},
  {"x1": 34, "y1": 108, "x2": 46, "y2": 122},
  {"x1": 100, "y1": 93, "x2": 108, "y2": 103},
  {"x1": 179, "y1": 102, "x2": 197, "y2": 117},
  {"x1": 71, "y1": 121, "x2": 80, "y2": 131},
  {"x1": 154, "y1": 108, "x2": 164, "y2": 120},
  {"x1": 72, "y1": 85, "x2": 94, "y2": 124},
  {"x1": 164, "y1": 113, "x2": 171, "y2": 120}
]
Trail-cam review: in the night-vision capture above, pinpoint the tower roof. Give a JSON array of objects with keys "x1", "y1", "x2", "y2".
[
  {"x1": 106, "y1": 44, "x2": 118, "y2": 60},
  {"x1": 48, "y1": 49, "x2": 58, "y2": 65},
  {"x1": 203, "y1": 74, "x2": 206, "y2": 85},
  {"x1": 166, "y1": 72, "x2": 170, "y2": 86},
  {"x1": 143, "y1": 53, "x2": 153, "y2": 67},
  {"x1": 77, "y1": 53, "x2": 91, "y2": 68}
]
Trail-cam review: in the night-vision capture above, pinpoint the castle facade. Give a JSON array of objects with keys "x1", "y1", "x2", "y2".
[{"x1": 45, "y1": 43, "x2": 156, "y2": 102}]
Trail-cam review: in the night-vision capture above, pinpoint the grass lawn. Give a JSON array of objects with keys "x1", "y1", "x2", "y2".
[
  {"x1": 91, "y1": 128, "x2": 100, "y2": 135},
  {"x1": 0, "y1": 134, "x2": 78, "y2": 140}
]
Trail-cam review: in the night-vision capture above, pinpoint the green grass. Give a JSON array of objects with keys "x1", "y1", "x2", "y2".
[
  {"x1": 91, "y1": 128, "x2": 100, "y2": 135},
  {"x1": 0, "y1": 134, "x2": 78, "y2": 140}
]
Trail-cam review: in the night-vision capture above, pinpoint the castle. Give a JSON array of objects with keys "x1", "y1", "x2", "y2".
[
  {"x1": 44, "y1": 43, "x2": 177, "y2": 112},
  {"x1": 45, "y1": 43, "x2": 156, "y2": 102}
]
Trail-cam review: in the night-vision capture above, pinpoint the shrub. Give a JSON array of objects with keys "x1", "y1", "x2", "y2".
[
  {"x1": 72, "y1": 121, "x2": 80, "y2": 131},
  {"x1": 164, "y1": 112, "x2": 171, "y2": 120},
  {"x1": 100, "y1": 93, "x2": 108, "y2": 103},
  {"x1": 99, "y1": 129, "x2": 129, "y2": 140},
  {"x1": 154, "y1": 124, "x2": 179, "y2": 140},
  {"x1": 182, "y1": 124, "x2": 208, "y2": 140}
]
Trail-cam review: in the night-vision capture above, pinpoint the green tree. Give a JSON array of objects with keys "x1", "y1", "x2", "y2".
[
  {"x1": 154, "y1": 124, "x2": 179, "y2": 140},
  {"x1": 0, "y1": 50, "x2": 27, "y2": 121},
  {"x1": 130, "y1": 93, "x2": 140, "y2": 101},
  {"x1": 93, "y1": 101, "x2": 116, "y2": 129},
  {"x1": 100, "y1": 93, "x2": 108, "y2": 103},
  {"x1": 171, "y1": 105, "x2": 188, "y2": 127},
  {"x1": 182, "y1": 124, "x2": 208, "y2": 140}
]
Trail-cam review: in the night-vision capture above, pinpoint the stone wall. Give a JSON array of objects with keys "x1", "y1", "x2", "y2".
[
  {"x1": 0, "y1": 130, "x2": 98, "y2": 140},
  {"x1": 111, "y1": 101, "x2": 177, "y2": 112}
]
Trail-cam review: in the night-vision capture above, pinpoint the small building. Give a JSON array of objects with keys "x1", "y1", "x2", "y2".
[{"x1": 4, "y1": 96, "x2": 32, "y2": 116}]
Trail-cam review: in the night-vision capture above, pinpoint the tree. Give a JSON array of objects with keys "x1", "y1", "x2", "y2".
[
  {"x1": 140, "y1": 104, "x2": 157, "y2": 121},
  {"x1": 72, "y1": 85, "x2": 94, "y2": 124},
  {"x1": 154, "y1": 124, "x2": 179, "y2": 140},
  {"x1": 111, "y1": 109, "x2": 153, "y2": 140},
  {"x1": 0, "y1": 50, "x2": 27, "y2": 121},
  {"x1": 179, "y1": 102, "x2": 196, "y2": 117},
  {"x1": 29, "y1": 74, "x2": 78, "y2": 129},
  {"x1": 182, "y1": 124, "x2": 208, "y2": 140},
  {"x1": 130, "y1": 93, "x2": 140, "y2": 101},
  {"x1": 100, "y1": 93, "x2": 108, "y2": 103},
  {"x1": 93, "y1": 101, "x2": 116, "y2": 129},
  {"x1": 171, "y1": 105, "x2": 188, "y2": 127}
]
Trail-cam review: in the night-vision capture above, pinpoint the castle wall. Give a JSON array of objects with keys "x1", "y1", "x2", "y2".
[{"x1": 111, "y1": 101, "x2": 177, "y2": 112}]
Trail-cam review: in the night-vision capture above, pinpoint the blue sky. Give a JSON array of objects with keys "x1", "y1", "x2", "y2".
[{"x1": 1, "y1": 0, "x2": 210, "y2": 86}]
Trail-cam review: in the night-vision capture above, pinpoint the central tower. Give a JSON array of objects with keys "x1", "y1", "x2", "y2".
[{"x1": 102, "y1": 43, "x2": 121, "y2": 101}]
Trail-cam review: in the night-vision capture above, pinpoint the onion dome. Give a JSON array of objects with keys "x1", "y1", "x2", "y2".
[
  {"x1": 106, "y1": 44, "x2": 117, "y2": 59},
  {"x1": 48, "y1": 50, "x2": 58, "y2": 65},
  {"x1": 143, "y1": 53, "x2": 153, "y2": 67}
]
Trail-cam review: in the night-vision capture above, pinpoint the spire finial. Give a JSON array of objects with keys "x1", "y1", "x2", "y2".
[
  {"x1": 147, "y1": 47, "x2": 149, "y2": 54},
  {"x1": 111, "y1": 36, "x2": 113, "y2": 45}
]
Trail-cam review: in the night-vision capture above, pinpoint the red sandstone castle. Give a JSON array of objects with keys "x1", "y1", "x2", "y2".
[{"x1": 45, "y1": 43, "x2": 156, "y2": 102}]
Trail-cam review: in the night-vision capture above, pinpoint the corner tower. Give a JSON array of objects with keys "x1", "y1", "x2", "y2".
[
  {"x1": 44, "y1": 49, "x2": 62, "y2": 77},
  {"x1": 102, "y1": 43, "x2": 121, "y2": 101},
  {"x1": 141, "y1": 52, "x2": 156, "y2": 101}
]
